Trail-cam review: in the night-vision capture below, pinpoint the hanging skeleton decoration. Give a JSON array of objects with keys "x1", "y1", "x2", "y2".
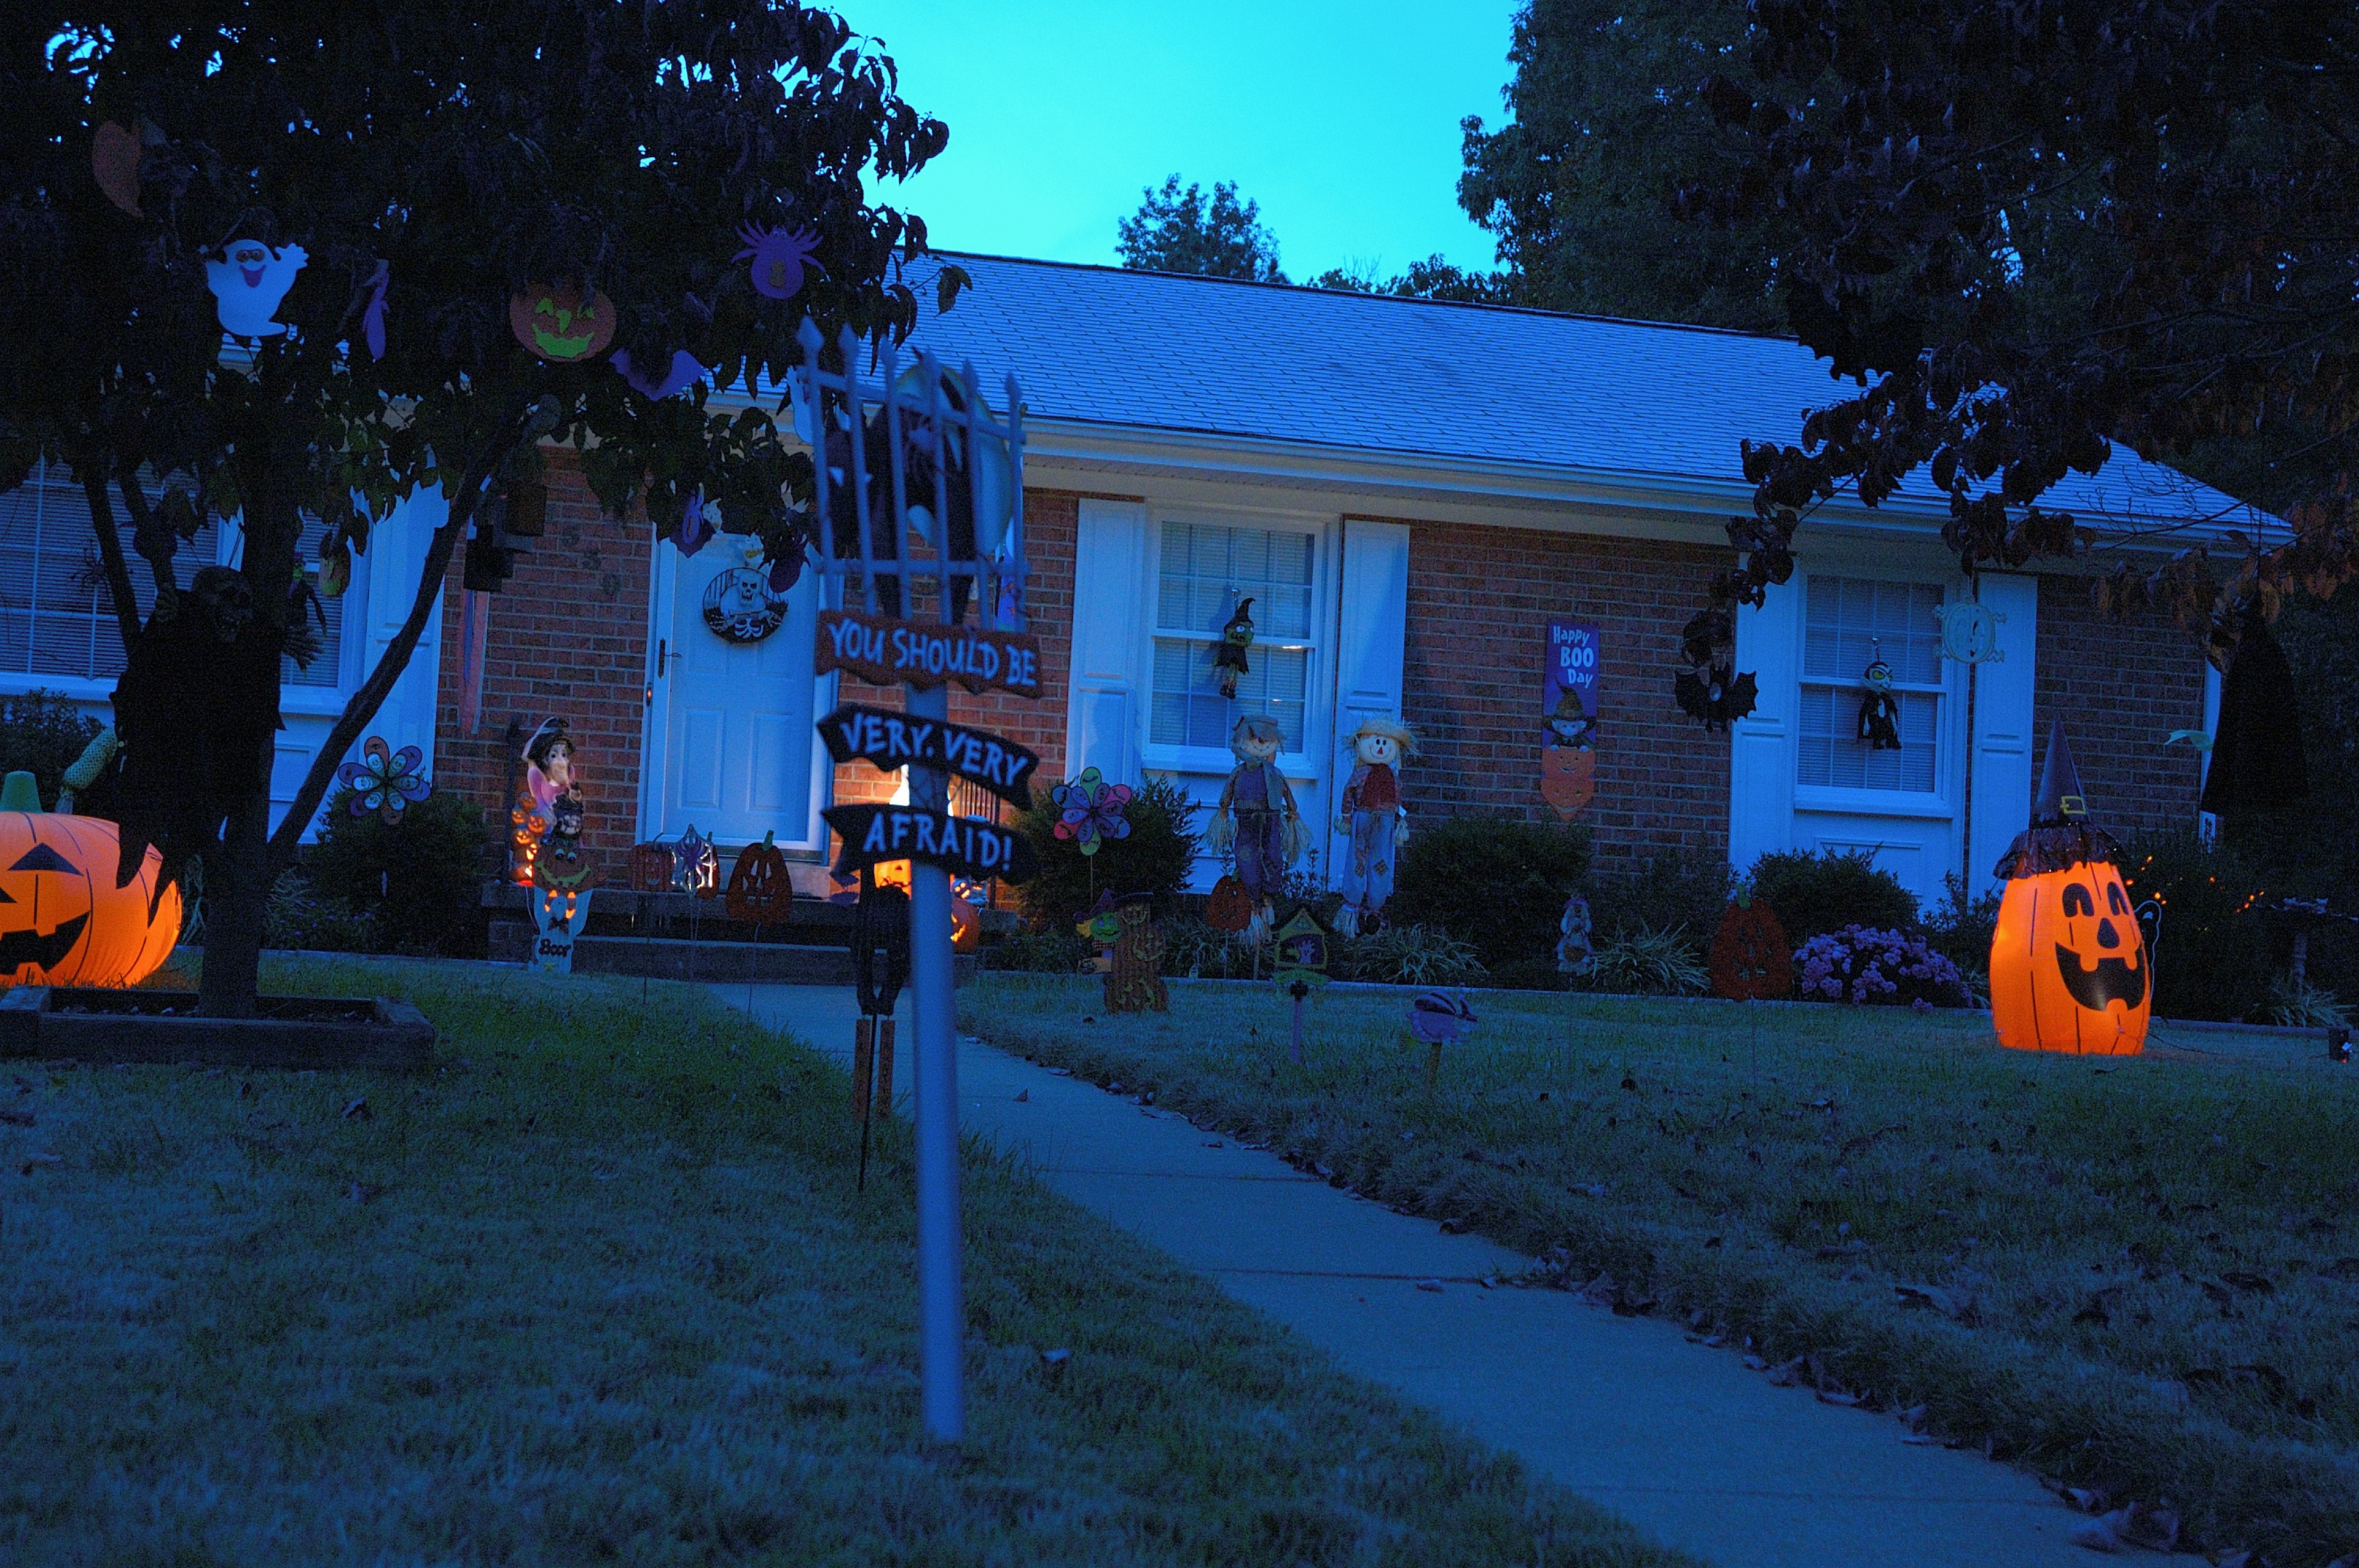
[
  {"x1": 1213, "y1": 596, "x2": 1256, "y2": 700},
  {"x1": 1856, "y1": 646, "x2": 1903, "y2": 751}
]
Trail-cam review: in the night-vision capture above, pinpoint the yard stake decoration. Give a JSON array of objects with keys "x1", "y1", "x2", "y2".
[{"x1": 792, "y1": 319, "x2": 1033, "y2": 1443}]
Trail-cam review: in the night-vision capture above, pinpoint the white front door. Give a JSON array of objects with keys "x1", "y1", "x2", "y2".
[{"x1": 645, "y1": 539, "x2": 829, "y2": 849}]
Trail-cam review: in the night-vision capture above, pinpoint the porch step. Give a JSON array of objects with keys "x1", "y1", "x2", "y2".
[{"x1": 485, "y1": 922, "x2": 977, "y2": 985}]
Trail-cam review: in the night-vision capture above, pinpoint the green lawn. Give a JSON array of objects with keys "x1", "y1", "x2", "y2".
[
  {"x1": 1, "y1": 958, "x2": 1690, "y2": 1567},
  {"x1": 962, "y1": 976, "x2": 2359, "y2": 1568}
]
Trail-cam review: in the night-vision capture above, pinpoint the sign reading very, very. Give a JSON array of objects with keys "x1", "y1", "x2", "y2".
[
  {"x1": 824, "y1": 804, "x2": 1039, "y2": 884},
  {"x1": 818, "y1": 704, "x2": 1039, "y2": 810},
  {"x1": 817, "y1": 609, "x2": 1043, "y2": 698}
]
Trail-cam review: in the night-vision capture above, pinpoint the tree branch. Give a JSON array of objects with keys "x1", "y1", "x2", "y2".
[{"x1": 79, "y1": 469, "x2": 143, "y2": 657}]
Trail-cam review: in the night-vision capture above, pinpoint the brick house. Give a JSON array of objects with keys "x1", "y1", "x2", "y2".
[{"x1": 2, "y1": 254, "x2": 2255, "y2": 910}]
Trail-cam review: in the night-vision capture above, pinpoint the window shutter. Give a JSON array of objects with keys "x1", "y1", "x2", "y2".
[
  {"x1": 1965, "y1": 575, "x2": 2038, "y2": 896},
  {"x1": 1065, "y1": 498, "x2": 1149, "y2": 782},
  {"x1": 1326, "y1": 519, "x2": 1409, "y2": 875}
]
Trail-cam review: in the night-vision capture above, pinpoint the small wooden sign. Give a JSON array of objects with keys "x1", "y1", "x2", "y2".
[
  {"x1": 817, "y1": 609, "x2": 1043, "y2": 698},
  {"x1": 817, "y1": 703, "x2": 1039, "y2": 810},
  {"x1": 824, "y1": 804, "x2": 1039, "y2": 884}
]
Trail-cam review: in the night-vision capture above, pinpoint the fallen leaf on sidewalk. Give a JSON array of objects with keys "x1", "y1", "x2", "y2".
[
  {"x1": 1012, "y1": 1090, "x2": 1028, "y2": 1102},
  {"x1": 1415, "y1": 1279, "x2": 1444, "y2": 1293},
  {"x1": 20, "y1": 1152, "x2": 61, "y2": 1175}
]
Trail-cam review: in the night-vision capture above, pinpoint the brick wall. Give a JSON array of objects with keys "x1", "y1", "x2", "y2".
[
  {"x1": 1398, "y1": 520, "x2": 1731, "y2": 873},
  {"x1": 434, "y1": 450, "x2": 651, "y2": 888},
  {"x1": 2032, "y1": 573, "x2": 2208, "y2": 835},
  {"x1": 826, "y1": 486, "x2": 1081, "y2": 823}
]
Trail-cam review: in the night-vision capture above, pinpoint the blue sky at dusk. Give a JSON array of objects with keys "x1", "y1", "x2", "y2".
[{"x1": 857, "y1": 1, "x2": 1527, "y2": 282}]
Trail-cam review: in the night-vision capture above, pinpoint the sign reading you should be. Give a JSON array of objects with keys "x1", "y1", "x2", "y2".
[{"x1": 816, "y1": 608, "x2": 1042, "y2": 698}]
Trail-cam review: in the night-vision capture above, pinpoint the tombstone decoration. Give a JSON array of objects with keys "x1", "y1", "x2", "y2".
[
  {"x1": 726, "y1": 832, "x2": 792, "y2": 926},
  {"x1": 1556, "y1": 892, "x2": 1597, "y2": 981},
  {"x1": 531, "y1": 883, "x2": 592, "y2": 973},
  {"x1": 791, "y1": 319, "x2": 1035, "y2": 1442},
  {"x1": 1856, "y1": 645, "x2": 1903, "y2": 751},
  {"x1": 1335, "y1": 716, "x2": 1415, "y2": 938},
  {"x1": 1104, "y1": 894, "x2": 1168, "y2": 1013},
  {"x1": 1541, "y1": 620, "x2": 1600, "y2": 819},
  {"x1": 335, "y1": 736, "x2": 431, "y2": 825},
  {"x1": 1213, "y1": 596, "x2": 1256, "y2": 700},
  {"x1": 1207, "y1": 715, "x2": 1308, "y2": 946}
]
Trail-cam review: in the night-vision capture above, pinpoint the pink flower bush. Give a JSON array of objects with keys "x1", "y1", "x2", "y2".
[{"x1": 1794, "y1": 925, "x2": 1971, "y2": 1009}]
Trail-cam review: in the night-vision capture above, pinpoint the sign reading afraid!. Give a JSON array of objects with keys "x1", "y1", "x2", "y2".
[
  {"x1": 823, "y1": 804, "x2": 1040, "y2": 884},
  {"x1": 816, "y1": 609, "x2": 1043, "y2": 698},
  {"x1": 817, "y1": 703, "x2": 1039, "y2": 811}
]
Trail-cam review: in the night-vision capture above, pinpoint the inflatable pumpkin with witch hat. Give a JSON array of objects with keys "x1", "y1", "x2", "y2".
[{"x1": 1988, "y1": 724, "x2": 2150, "y2": 1055}]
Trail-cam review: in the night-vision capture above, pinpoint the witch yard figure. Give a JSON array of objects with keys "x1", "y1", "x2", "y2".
[
  {"x1": 1213, "y1": 596, "x2": 1256, "y2": 701},
  {"x1": 1207, "y1": 714, "x2": 1308, "y2": 945},
  {"x1": 522, "y1": 720, "x2": 590, "y2": 897},
  {"x1": 1856, "y1": 646, "x2": 1903, "y2": 751},
  {"x1": 1334, "y1": 716, "x2": 1415, "y2": 938}
]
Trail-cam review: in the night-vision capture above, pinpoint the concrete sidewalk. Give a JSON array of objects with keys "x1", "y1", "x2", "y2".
[{"x1": 725, "y1": 982, "x2": 2135, "y2": 1568}]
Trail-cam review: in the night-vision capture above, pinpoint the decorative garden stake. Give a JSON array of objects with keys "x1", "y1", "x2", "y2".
[
  {"x1": 671, "y1": 824, "x2": 719, "y2": 899},
  {"x1": 206, "y1": 238, "x2": 307, "y2": 338},
  {"x1": 531, "y1": 883, "x2": 590, "y2": 972},
  {"x1": 1076, "y1": 892, "x2": 1121, "y2": 975},
  {"x1": 1103, "y1": 894, "x2": 1168, "y2": 1013},
  {"x1": 627, "y1": 840, "x2": 678, "y2": 894},
  {"x1": 1409, "y1": 989, "x2": 1478, "y2": 1091},
  {"x1": 1709, "y1": 893, "x2": 1794, "y2": 1002},
  {"x1": 846, "y1": 868, "x2": 910, "y2": 1193},
  {"x1": 791, "y1": 318, "x2": 1033, "y2": 1442},
  {"x1": 726, "y1": 832, "x2": 792, "y2": 926},
  {"x1": 336, "y1": 736, "x2": 431, "y2": 825},
  {"x1": 509, "y1": 281, "x2": 616, "y2": 362},
  {"x1": 1334, "y1": 716, "x2": 1414, "y2": 938},
  {"x1": 1213, "y1": 596, "x2": 1256, "y2": 700},
  {"x1": 0, "y1": 771, "x2": 180, "y2": 988},
  {"x1": 1541, "y1": 620, "x2": 1600, "y2": 819},
  {"x1": 1271, "y1": 908, "x2": 1329, "y2": 1066},
  {"x1": 1556, "y1": 892, "x2": 1596, "y2": 980},
  {"x1": 1205, "y1": 872, "x2": 1253, "y2": 936},
  {"x1": 1856, "y1": 644, "x2": 1903, "y2": 751},
  {"x1": 1990, "y1": 724, "x2": 2151, "y2": 1055},
  {"x1": 1050, "y1": 767, "x2": 1132, "y2": 856},
  {"x1": 1207, "y1": 716, "x2": 1307, "y2": 946}
]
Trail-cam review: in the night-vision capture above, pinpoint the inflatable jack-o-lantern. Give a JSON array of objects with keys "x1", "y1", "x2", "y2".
[
  {"x1": 0, "y1": 771, "x2": 180, "y2": 988},
  {"x1": 1989, "y1": 726, "x2": 2150, "y2": 1055}
]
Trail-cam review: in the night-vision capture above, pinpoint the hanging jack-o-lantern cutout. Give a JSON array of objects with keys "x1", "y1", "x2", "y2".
[
  {"x1": 509, "y1": 282, "x2": 616, "y2": 363},
  {"x1": 1709, "y1": 894, "x2": 1793, "y2": 1001},
  {"x1": 0, "y1": 772, "x2": 180, "y2": 988},
  {"x1": 726, "y1": 833, "x2": 792, "y2": 925},
  {"x1": 1989, "y1": 725, "x2": 2151, "y2": 1055},
  {"x1": 1205, "y1": 873, "x2": 1253, "y2": 934}
]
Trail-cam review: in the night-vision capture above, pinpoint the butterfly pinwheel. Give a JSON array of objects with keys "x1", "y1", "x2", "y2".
[
  {"x1": 337, "y1": 736, "x2": 431, "y2": 825},
  {"x1": 1049, "y1": 766, "x2": 1133, "y2": 856}
]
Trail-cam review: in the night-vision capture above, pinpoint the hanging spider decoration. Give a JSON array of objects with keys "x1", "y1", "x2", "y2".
[
  {"x1": 736, "y1": 223, "x2": 824, "y2": 302},
  {"x1": 1856, "y1": 647, "x2": 1903, "y2": 751},
  {"x1": 336, "y1": 736, "x2": 432, "y2": 825}
]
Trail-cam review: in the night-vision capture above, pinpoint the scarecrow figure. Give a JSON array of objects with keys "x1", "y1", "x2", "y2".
[
  {"x1": 1856, "y1": 650, "x2": 1903, "y2": 751},
  {"x1": 1105, "y1": 893, "x2": 1168, "y2": 1013},
  {"x1": 1212, "y1": 596, "x2": 1256, "y2": 700},
  {"x1": 1334, "y1": 715, "x2": 1416, "y2": 938},
  {"x1": 1206, "y1": 714, "x2": 1307, "y2": 945}
]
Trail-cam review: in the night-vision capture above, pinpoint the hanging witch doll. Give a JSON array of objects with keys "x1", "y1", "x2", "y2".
[
  {"x1": 1206, "y1": 714, "x2": 1308, "y2": 945},
  {"x1": 1334, "y1": 716, "x2": 1415, "y2": 938},
  {"x1": 1856, "y1": 646, "x2": 1903, "y2": 751},
  {"x1": 1212, "y1": 596, "x2": 1256, "y2": 700}
]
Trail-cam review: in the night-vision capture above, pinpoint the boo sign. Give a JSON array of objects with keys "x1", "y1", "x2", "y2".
[{"x1": 1540, "y1": 619, "x2": 1600, "y2": 820}]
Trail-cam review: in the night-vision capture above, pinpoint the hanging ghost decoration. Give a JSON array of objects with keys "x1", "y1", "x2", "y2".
[
  {"x1": 1856, "y1": 650, "x2": 1903, "y2": 751},
  {"x1": 206, "y1": 238, "x2": 308, "y2": 338},
  {"x1": 2201, "y1": 615, "x2": 2309, "y2": 817},
  {"x1": 676, "y1": 490, "x2": 714, "y2": 557},
  {"x1": 612, "y1": 348, "x2": 707, "y2": 401},
  {"x1": 736, "y1": 222, "x2": 823, "y2": 301}
]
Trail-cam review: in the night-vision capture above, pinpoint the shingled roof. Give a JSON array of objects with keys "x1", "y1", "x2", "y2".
[{"x1": 894, "y1": 251, "x2": 2258, "y2": 531}]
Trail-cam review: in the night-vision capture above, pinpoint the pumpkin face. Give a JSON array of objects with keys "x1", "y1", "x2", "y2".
[
  {"x1": 726, "y1": 841, "x2": 791, "y2": 925},
  {"x1": 627, "y1": 841, "x2": 677, "y2": 893},
  {"x1": 1990, "y1": 860, "x2": 2150, "y2": 1055},
  {"x1": 1205, "y1": 874, "x2": 1253, "y2": 934},
  {"x1": 950, "y1": 897, "x2": 981, "y2": 954},
  {"x1": 509, "y1": 283, "x2": 616, "y2": 363},
  {"x1": 0, "y1": 810, "x2": 179, "y2": 988},
  {"x1": 1539, "y1": 741, "x2": 1595, "y2": 819},
  {"x1": 1709, "y1": 900, "x2": 1793, "y2": 1002}
]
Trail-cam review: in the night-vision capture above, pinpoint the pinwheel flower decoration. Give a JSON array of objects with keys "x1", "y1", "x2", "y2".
[
  {"x1": 337, "y1": 736, "x2": 431, "y2": 824},
  {"x1": 1050, "y1": 766, "x2": 1132, "y2": 856}
]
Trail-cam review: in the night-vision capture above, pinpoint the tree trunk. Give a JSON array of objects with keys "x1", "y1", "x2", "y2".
[{"x1": 197, "y1": 754, "x2": 273, "y2": 1018}]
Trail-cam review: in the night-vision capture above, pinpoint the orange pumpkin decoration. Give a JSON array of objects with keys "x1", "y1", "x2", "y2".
[
  {"x1": 1989, "y1": 727, "x2": 2150, "y2": 1055},
  {"x1": 1539, "y1": 741, "x2": 1595, "y2": 819},
  {"x1": 509, "y1": 281, "x2": 616, "y2": 363},
  {"x1": 1205, "y1": 873, "x2": 1253, "y2": 934},
  {"x1": 726, "y1": 834, "x2": 792, "y2": 925},
  {"x1": 0, "y1": 772, "x2": 179, "y2": 988},
  {"x1": 950, "y1": 895, "x2": 982, "y2": 954},
  {"x1": 627, "y1": 841, "x2": 677, "y2": 893},
  {"x1": 1709, "y1": 895, "x2": 1793, "y2": 1001}
]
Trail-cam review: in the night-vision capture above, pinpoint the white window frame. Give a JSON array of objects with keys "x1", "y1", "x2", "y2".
[
  {"x1": 1138, "y1": 506, "x2": 1336, "y2": 780},
  {"x1": 1791, "y1": 568, "x2": 1965, "y2": 821}
]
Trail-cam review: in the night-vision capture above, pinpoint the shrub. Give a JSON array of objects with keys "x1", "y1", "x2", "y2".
[
  {"x1": 1016, "y1": 774, "x2": 1203, "y2": 932},
  {"x1": 1587, "y1": 924, "x2": 1710, "y2": 996},
  {"x1": 1747, "y1": 848, "x2": 1920, "y2": 944},
  {"x1": 978, "y1": 930, "x2": 1093, "y2": 974},
  {"x1": 1922, "y1": 872, "x2": 2001, "y2": 1005},
  {"x1": 1794, "y1": 926, "x2": 1971, "y2": 1008},
  {"x1": 304, "y1": 787, "x2": 496, "y2": 956},
  {"x1": 1159, "y1": 913, "x2": 1244, "y2": 980},
  {"x1": 0, "y1": 689, "x2": 100, "y2": 809},
  {"x1": 1389, "y1": 816, "x2": 1590, "y2": 971},
  {"x1": 262, "y1": 870, "x2": 378, "y2": 953},
  {"x1": 2118, "y1": 829, "x2": 2275, "y2": 1023},
  {"x1": 1336, "y1": 922, "x2": 1486, "y2": 987},
  {"x1": 1587, "y1": 848, "x2": 1733, "y2": 953}
]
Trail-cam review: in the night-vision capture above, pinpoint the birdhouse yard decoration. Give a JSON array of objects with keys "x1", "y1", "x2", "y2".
[
  {"x1": 1989, "y1": 724, "x2": 2151, "y2": 1055},
  {"x1": 0, "y1": 772, "x2": 181, "y2": 989},
  {"x1": 1270, "y1": 908, "x2": 1329, "y2": 986}
]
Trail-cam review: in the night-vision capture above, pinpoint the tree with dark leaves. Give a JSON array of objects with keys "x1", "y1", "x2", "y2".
[
  {"x1": 1307, "y1": 255, "x2": 1517, "y2": 305},
  {"x1": 0, "y1": 2, "x2": 956, "y2": 1015},
  {"x1": 1117, "y1": 176, "x2": 1286, "y2": 283},
  {"x1": 1675, "y1": 0, "x2": 2359, "y2": 718}
]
